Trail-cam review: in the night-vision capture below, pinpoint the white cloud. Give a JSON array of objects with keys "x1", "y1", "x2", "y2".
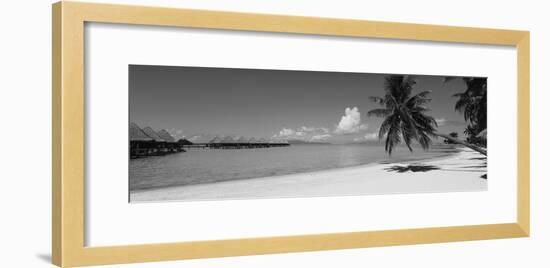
[
  {"x1": 334, "y1": 107, "x2": 368, "y2": 135},
  {"x1": 353, "y1": 132, "x2": 379, "y2": 142},
  {"x1": 275, "y1": 128, "x2": 295, "y2": 138},
  {"x1": 364, "y1": 132, "x2": 379, "y2": 140},
  {"x1": 435, "y1": 118, "x2": 447, "y2": 126},
  {"x1": 273, "y1": 126, "x2": 332, "y2": 141},
  {"x1": 298, "y1": 126, "x2": 330, "y2": 134},
  {"x1": 298, "y1": 126, "x2": 315, "y2": 132},
  {"x1": 310, "y1": 134, "x2": 332, "y2": 141}
]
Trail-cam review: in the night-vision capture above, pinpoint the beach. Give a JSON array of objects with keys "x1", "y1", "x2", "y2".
[{"x1": 131, "y1": 147, "x2": 487, "y2": 202}]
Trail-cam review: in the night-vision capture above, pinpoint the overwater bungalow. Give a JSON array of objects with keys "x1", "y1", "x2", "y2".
[
  {"x1": 257, "y1": 138, "x2": 269, "y2": 148},
  {"x1": 208, "y1": 136, "x2": 223, "y2": 148},
  {"x1": 174, "y1": 135, "x2": 290, "y2": 150},
  {"x1": 209, "y1": 136, "x2": 222, "y2": 143},
  {"x1": 207, "y1": 136, "x2": 237, "y2": 149},
  {"x1": 235, "y1": 136, "x2": 249, "y2": 148},
  {"x1": 156, "y1": 129, "x2": 175, "y2": 142},
  {"x1": 157, "y1": 129, "x2": 184, "y2": 152},
  {"x1": 129, "y1": 122, "x2": 155, "y2": 158},
  {"x1": 177, "y1": 138, "x2": 193, "y2": 145},
  {"x1": 223, "y1": 136, "x2": 239, "y2": 148},
  {"x1": 225, "y1": 136, "x2": 247, "y2": 149},
  {"x1": 129, "y1": 123, "x2": 188, "y2": 158},
  {"x1": 236, "y1": 136, "x2": 248, "y2": 143},
  {"x1": 221, "y1": 136, "x2": 236, "y2": 143},
  {"x1": 141, "y1": 126, "x2": 169, "y2": 155}
]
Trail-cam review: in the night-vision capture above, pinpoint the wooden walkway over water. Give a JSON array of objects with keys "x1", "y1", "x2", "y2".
[
  {"x1": 182, "y1": 143, "x2": 290, "y2": 149},
  {"x1": 130, "y1": 121, "x2": 290, "y2": 159}
]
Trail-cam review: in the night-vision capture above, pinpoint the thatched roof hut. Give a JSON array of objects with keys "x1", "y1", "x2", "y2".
[
  {"x1": 209, "y1": 136, "x2": 223, "y2": 144},
  {"x1": 129, "y1": 122, "x2": 153, "y2": 141},
  {"x1": 248, "y1": 137, "x2": 258, "y2": 144},
  {"x1": 237, "y1": 136, "x2": 249, "y2": 143},
  {"x1": 142, "y1": 126, "x2": 165, "y2": 142},
  {"x1": 177, "y1": 138, "x2": 193, "y2": 145},
  {"x1": 157, "y1": 129, "x2": 176, "y2": 142},
  {"x1": 258, "y1": 138, "x2": 268, "y2": 143},
  {"x1": 221, "y1": 136, "x2": 237, "y2": 143}
]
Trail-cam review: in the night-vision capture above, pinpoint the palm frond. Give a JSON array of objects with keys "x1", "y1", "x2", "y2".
[
  {"x1": 401, "y1": 75, "x2": 417, "y2": 96},
  {"x1": 398, "y1": 106, "x2": 419, "y2": 139},
  {"x1": 411, "y1": 111, "x2": 437, "y2": 130},
  {"x1": 367, "y1": 108, "x2": 392, "y2": 118},
  {"x1": 410, "y1": 106, "x2": 430, "y2": 113},
  {"x1": 452, "y1": 92, "x2": 464, "y2": 98},
  {"x1": 417, "y1": 131, "x2": 432, "y2": 150},
  {"x1": 454, "y1": 96, "x2": 470, "y2": 113},
  {"x1": 378, "y1": 114, "x2": 396, "y2": 140},
  {"x1": 412, "y1": 90, "x2": 432, "y2": 99},
  {"x1": 368, "y1": 96, "x2": 385, "y2": 106},
  {"x1": 406, "y1": 90, "x2": 432, "y2": 108}
]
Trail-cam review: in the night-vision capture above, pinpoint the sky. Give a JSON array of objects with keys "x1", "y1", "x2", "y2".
[{"x1": 129, "y1": 65, "x2": 476, "y2": 144}]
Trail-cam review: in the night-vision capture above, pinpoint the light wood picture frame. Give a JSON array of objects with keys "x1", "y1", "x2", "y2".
[{"x1": 52, "y1": 1, "x2": 530, "y2": 267}]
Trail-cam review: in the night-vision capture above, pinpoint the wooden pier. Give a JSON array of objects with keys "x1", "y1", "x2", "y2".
[
  {"x1": 130, "y1": 122, "x2": 290, "y2": 159},
  {"x1": 130, "y1": 143, "x2": 186, "y2": 159},
  {"x1": 181, "y1": 142, "x2": 290, "y2": 150}
]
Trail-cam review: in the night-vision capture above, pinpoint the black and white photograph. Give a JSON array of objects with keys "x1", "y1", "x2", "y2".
[
  {"x1": 3, "y1": 0, "x2": 545, "y2": 267},
  {"x1": 129, "y1": 65, "x2": 488, "y2": 202}
]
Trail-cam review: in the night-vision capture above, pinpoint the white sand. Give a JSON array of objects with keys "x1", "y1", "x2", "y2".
[{"x1": 131, "y1": 148, "x2": 487, "y2": 202}]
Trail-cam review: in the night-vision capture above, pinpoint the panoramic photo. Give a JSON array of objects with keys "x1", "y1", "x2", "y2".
[{"x1": 129, "y1": 65, "x2": 487, "y2": 202}]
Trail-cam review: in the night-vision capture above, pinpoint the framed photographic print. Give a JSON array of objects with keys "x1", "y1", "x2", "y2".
[{"x1": 52, "y1": 1, "x2": 530, "y2": 267}]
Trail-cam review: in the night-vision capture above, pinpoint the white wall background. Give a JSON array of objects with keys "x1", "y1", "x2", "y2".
[{"x1": 0, "y1": 0, "x2": 547, "y2": 267}]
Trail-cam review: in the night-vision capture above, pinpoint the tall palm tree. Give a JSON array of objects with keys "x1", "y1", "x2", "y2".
[{"x1": 368, "y1": 75, "x2": 487, "y2": 156}]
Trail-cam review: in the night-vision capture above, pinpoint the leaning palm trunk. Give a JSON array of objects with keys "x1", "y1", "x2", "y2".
[{"x1": 433, "y1": 132, "x2": 487, "y2": 156}]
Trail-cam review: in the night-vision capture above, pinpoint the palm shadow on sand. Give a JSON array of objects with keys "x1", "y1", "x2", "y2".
[{"x1": 385, "y1": 164, "x2": 441, "y2": 173}]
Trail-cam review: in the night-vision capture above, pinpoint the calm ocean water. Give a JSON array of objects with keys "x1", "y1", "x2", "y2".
[{"x1": 129, "y1": 144, "x2": 458, "y2": 192}]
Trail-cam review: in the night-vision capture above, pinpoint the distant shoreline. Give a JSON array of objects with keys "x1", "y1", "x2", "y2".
[{"x1": 130, "y1": 147, "x2": 486, "y2": 202}]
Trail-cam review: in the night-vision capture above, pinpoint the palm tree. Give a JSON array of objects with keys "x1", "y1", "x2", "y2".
[
  {"x1": 368, "y1": 75, "x2": 487, "y2": 156},
  {"x1": 446, "y1": 77, "x2": 487, "y2": 139}
]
